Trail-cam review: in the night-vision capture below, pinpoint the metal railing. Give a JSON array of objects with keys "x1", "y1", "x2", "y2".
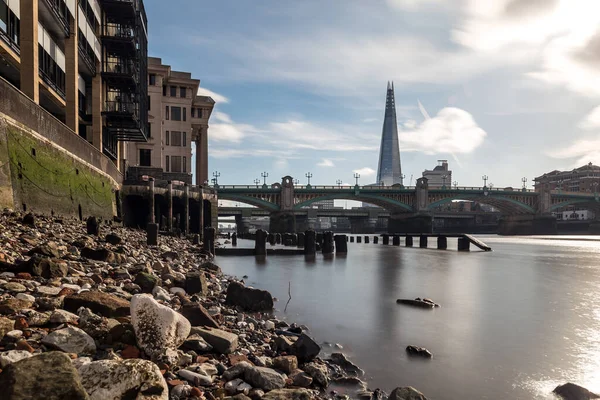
[
  {"x1": 103, "y1": 23, "x2": 135, "y2": 39},
  {"x1": 214, "y1": 184, "x2": 536, "y2": 192},
  {"x1": 103, "y1": 60, "x2": 139, "y2": 78},
  {"x1": 103, "y1": 100, "x2": 139, "y2": 118}
]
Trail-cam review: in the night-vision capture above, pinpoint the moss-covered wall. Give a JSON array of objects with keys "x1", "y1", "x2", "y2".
[{"x1": 0, "y1": 117, "x2": 117, "y2": 219}]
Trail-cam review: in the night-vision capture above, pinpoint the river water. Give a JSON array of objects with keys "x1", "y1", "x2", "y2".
[{"x1": 215, "y1": 236, "x2": 600, "y2": 399}]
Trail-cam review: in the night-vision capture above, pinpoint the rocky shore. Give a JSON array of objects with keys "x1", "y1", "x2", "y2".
[{"x1": 0, "y1": 211, "x2": 430, "y2": 400}]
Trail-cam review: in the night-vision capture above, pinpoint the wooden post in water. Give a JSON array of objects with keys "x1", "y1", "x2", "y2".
[
  {"x1": 232, "y1": 232, "x2": 237, "y2": 246},
  {"x1": 382, "y1": 234, "x2": 389, "y2": 245},
  {"x1": 275, "y1": 233, "x2": 281, "y2": 244},
  {"x1": 334, "y1": 235, "x2": 348, "y2": 254},
  {"x1": 255, "y1": 229, "x2": 267, "y2": 255},
  {"x1": 364, "y1": 236, "x2": 369, "y2": 243},
  {"x1": 203, "y1": 227, "x2": 216, "y2": 254},
  {"x1": 458, "y1": 237, "x2": 470, "y2": 251},
  {"x1": 437, "y1": 236, "x2": 447, "y2": 250},
  {"x1": 393, "y1": 235, "x2": 400, "y2": 246},
  {"x1": 322, "y1": 231, "x2": 334, "y2": 254},
  {"x1": 268, "y1": 233, "x2": 276, "y2": 246},
  {"x1": 357, "y1": 236, "x2": 362, "y2": 243},
  {"x1": 405, "y1": 236, "x2": 413, "y2": 247},
  {"x1": 305, "y1": 230, "x2": 316, "y2": 258},
  {"x1": 420, "y1": 236, "x2": 428, "y2": 248},
  {"x1": 350, "y1": 236, "x2": 355, "y2": 243},
  {"x1": 147, "y1": 223, "x2": 158, "y2": 246},
  {"x1": 297, "y1": 232, "x2": 305, "y2": 247},
  {"x1": 373, "y1": 236, "x2": 379, "y2": 244}
]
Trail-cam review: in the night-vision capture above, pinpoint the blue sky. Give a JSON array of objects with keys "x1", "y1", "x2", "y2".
[{"x1": 146, "y1": 0, "x2": 600, "y2": 188}]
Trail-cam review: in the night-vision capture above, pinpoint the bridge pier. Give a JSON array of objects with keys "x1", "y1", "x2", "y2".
[
  {"x1": 148, "y1": 178, "x2": 155, "y2": 225},
  {"x1": 388, "y1": 213, "x2": 433, "y2": 234},
  {"x1": 269, "y1": 212, "x2": 296, "y2": 234},
  {"x1": 183, "y1": 184, "x2": 189, "y2": 235},
  {"x1": 498, "y1": 214, "x2": 557, "y2": 235},
  {"x1": 167, "y1": 181, "x2": 173, "y2": 232}
]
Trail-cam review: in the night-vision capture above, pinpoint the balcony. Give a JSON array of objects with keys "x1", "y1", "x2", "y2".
[
  {"x1": 98, "y1": 0, "x2": 141, "y2": 21},
  {"x1": 38, "y1": 68, "x2": 66, "y2": 99},
  {"x1": 0, "y1": 30, "x2": 20, "y2": 56},
  {"x1": 103, "y1": 99, "x2": 139, "y2": 120},
  {"x1": 101, "y1": 23, "x2": 136, "y2": 52},
  {"x1": 102, "y1": 60, "x2": 139, "y2": 87},
  {"x1": 41, "y1": 0, "x2": 70, "y2": 37}
]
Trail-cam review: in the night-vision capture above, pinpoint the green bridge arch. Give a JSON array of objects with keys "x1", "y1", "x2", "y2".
[{"x1": 293, "y1": 193, "x2": 413, "y2": 212}]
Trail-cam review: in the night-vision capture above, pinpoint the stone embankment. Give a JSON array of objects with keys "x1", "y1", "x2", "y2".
[{"x1": 0, "y1": 211, "x2": 427, "y2": 400}]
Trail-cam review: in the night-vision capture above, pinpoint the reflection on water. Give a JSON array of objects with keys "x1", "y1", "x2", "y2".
[{"x1": 216, "y1": 236, "x2": 600, "y2": 399}]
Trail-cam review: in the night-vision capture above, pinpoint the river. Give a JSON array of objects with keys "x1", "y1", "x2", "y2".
[{"x1": 215, "y1": 236, "x2": 600, "y2": 399}]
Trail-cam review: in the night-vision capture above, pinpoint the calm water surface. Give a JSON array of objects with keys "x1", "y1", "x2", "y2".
[{"x1": 215, "y1": 236, "x2": 600, "y2": 399}]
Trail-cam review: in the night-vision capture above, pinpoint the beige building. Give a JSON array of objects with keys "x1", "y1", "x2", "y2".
[{"x1": 125, "y1": 57, "x2": 214, "y2": 185}]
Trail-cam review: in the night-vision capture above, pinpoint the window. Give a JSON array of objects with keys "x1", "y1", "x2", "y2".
[
  {"x1": 183, "y1": 156, "x2": 187, "y2": 173},
  {"x1": 147, "y1": 123, "x2": 151, "y2": 138},
  {"x1": 170, "y1": 86, "x2": 177, "y2": 97},
  {"x1": 183, "y1": 107, "x2": 186, "y2": 121},
  {"x1": 171, "y1": 131, "x2": 182, "y2": 146},
  {"x1": 139, "y1": 149, "x2": 151, "y2": 166},
  {"x1": 149, "y1": 74, "x2": 156, "y2": 86},
  {"x1": 165, "y1": 106, "x2": 169, "y2": 120},
  {"x1": 180, "y1": 87, "x2": 186, "y2": 98},
  {"x1": 147, "y1": 95, "x2": 150, "y2": 110},
  {"x1": 165, "y1": 131, "x2": 169, "y2": 145},
  {"x1": 191, "y1": 108, "x2": 195, "y2": 118},
  {"x1": 183, "y1": 132, "x2": 187, "y2": 147},
  {"x1": 162, "y1": 85, "x2": 167, "y2": 96},
  {"x1": 166, "y1": 156, "x2": 170, "y2": 172},
  {"x1": 196, "y1": 108, "x2": 202, "y2": 118},
  {"x1": 171, "y1": 156, "x2": 182, "y2": 172},
  {"x1": 171, "y1": 106, "x2": 181, "y2": 121}
]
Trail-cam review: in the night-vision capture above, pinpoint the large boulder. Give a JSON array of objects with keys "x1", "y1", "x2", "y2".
[
  {"x1": 179, "y1": 303, "x2": 219, "y2": 328},
  {"x1": 303, "y1": 362, "x2": 329, "y2": 387},
  {"x1": 225, "y1": 281, "x2": 274, "y2": 312},
  {"x1": 244, "y1": 366, "x2": 286, "y2": 391},
  {"x1": 291, "y1": 333, "x2": 320, "y2": 363},
  {"x1": 41, "y1": 326, "x2": 96, "y2": 354},
  {"x1": 553, "y1": 383, "x2": 600, "y2": 400},
  {"x1": 80, "y1": 247, "x2": 116, "y2": 263},
  {"x1": 0, "y1": 352, "x2": 89, "y2": 399},
  {"x1": 190, "y1": 326, "x2": 238, "y2": 354},
  {"x1": 262, "y1": 389, "x2": 314, "y2": 400},
  {"x1": 130, "y1": 294, "x2": 191, "y2": 358},
  {"x1": 389, "y1": 387, "x2": 429, "y2": 400},
  {"x1": 0, "y1": 316, "x2": 15, "y2": 339},
  {"x1": 0, "y1": 298, "x2": 33, "y2": 315},
  {"x1": 77, "y1": 359, "x2": 168, "y2": 400},
  {"x1": 64, "y1": 291, "x2": 130, "y2": 318},
  {"x1": 134, "y1": 272, "x2": 159, "y2": 293},
  {"x1": 185, "y1": 271, "x2": 208, "y2": 295},
  {"x1": 272, "y1": 356, "x2": 298, "y2": 374}
]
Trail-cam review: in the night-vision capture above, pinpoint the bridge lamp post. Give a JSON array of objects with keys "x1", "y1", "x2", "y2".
[
  {"x1": 261, "y1": 171, "x2": 269, "y2": 187},
  {"x1": 442, "y1": 174, "x2": 448, "y2": 189},
  {"x1": 305, "y1": 172, "x2": 313, "y2": 186},
  {"x1": 453, "y1": 181, "x2": 458, "y2": 189},
  {"x1": 336, "y1": 179, "x2": 342, "y2": 188},
  {"x1": 594, "y1": 182, "x2": 598, "y2": 196},
  {"x1": 212, "y1": 171, "x2": 221, "y2": 186},
  {"x1": 354, "y1": 173, "x2": 361, "y2": 186},
  {"x1": 294, "y1": 179, "x2": 299, "y2": 185},
  {"x1": 400, "y1": 173, "x2": 405, "y2": 188},
  {"x1": 482, "y1": 175, "x2": 489, "y2": 189},
  {"x1": 522, "y1": 177, "x2": 528, "y2": 192},
  {"x1": 253, "y1": 178, "x2": 260, "y2": 186}
]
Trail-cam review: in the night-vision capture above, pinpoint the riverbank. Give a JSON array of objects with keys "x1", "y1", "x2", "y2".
[{"x1": 0, "y1": 210, "x2": 430, "y2": 400}]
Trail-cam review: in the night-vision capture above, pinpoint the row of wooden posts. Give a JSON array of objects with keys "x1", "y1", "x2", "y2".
[{"x1": 146, "y1": 222, "x2": 218, "y2": 254}]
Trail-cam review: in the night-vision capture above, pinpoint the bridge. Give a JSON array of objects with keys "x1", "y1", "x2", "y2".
[{"x1": 216, "y1": 176, "x2": 600, "y2": 234}]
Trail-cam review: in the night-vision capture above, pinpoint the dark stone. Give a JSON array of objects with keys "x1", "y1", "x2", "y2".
[
  {"x1": 388, "y1": 387, "x2": 428, "y2": 400},
  {"x1": 22, "y1": 213, "x2": 35, "y2": 227},
  {"x1": 86, "y1": 216, "x2": 99, "y2": 235},
  {"x1": 134, "y1": 272, "x2": 159, "y2": 293},
  {"x1": 396, "y1": 298, "x2": 439, "y2": 308},
  {"x1": 406, "y1": 345, "x2": 433, "y2": 358},
  {"x1": 28, "y1": 242, "x2": 60, "y2": 258},
  {"x1": 329, "y1": 353, "x2": 364, "y2": 376},
  {"x1": 553, "y1": 383, "x2": 599, "y2": 400},
  {"x1": 0, "y1": 352, "x2": 89, "y2": 399},
  {"x1": 161, "y1": 251, "x2": 178, "y2": 261},
  {"x1": 80, "y1": 247, "x2": 115, "y2": 263},
  {"x1": 147, "y1": 223, "x2": 158, "y2": 246},
  {"x1": 225, "y1": 281, "x2": 273, "y2": 312},
  {"x1": 0, "y1": 298, "x2": 33, "y2": 315},
  {"x1": 105, "y1": 233, "x2": 122, "y2": 245},
  {"x1": 19, "y1": 255, "x2": 68, "y2": 278},
  {"x1": 291, "y1": 333, "x2": 321, "y2": 363},
  {"x1": 185, "y1": 271, "x2": 208, "y2": 295},
  {"x1": 179, "y1": 303, "x2": 219, "y2": 328},
  {"x1": 200, "y1": 261, "x2": 221, "y2": 274},
  {"x1": 64, "y1": 291, "x2": 130, "y2": 318}
]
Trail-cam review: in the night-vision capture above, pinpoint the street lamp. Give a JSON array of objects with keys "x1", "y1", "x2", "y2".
[
  {"x1": 305, "y1": 172, "x2": 313, "y2": 185},
  {"x1": 400, "y1": 174, "x2": 406, "y2": 188},
  {"x1": 594, "y1": 182, "x2": 598, "y2": 196},
  {"x1": 336, "y1": 179, "x2": 342, "y2": 187},
  {"x1": 453, "y1": 181, "x2": 458, "y2": 189},
  {"x1": 254, "y1": 178, "x2": 260, "y2": 186},
  {"x1": 354, "y1": 173, "x2": 360, "y2": 186},
  {"x1": 482, "y1": 175, "x2": 488, "y2": 188},
  {"x1": 261, "y1": 171, "x2": 269, "y2": 186},
  {"x1": 522, "y1": 177, "x2": 528, "y2": 191},
  {"x1": 294, "y1": 178, "x2": 299, "y2": 185},
  {"x1": 442, "y1": 174, "x2": 447, "y2": 189},
  {"x1": 212, "y1": 171, "x2": 221, "y2": 186}
]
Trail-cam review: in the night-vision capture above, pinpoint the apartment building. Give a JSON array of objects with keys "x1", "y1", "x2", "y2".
[
  {"x1": 0, "y1": 0, "x2": 148, "y2": 164},
  {"x1": 125, "y1": 57, "x2": 214, "y2": 185}
]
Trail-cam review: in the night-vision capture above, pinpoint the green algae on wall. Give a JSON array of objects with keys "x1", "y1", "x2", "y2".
[{"x1": 5, "y1": 124, "x2": 116, "y2": 219}]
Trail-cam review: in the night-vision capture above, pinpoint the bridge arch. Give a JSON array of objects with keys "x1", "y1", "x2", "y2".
[
  {"x1": 549, "y1": 198, "x2": 600, "y2": 213},
  {"x1": 217, "y1": 194, "x2": 280, "y2": 211},
  {"x1": 293, "y1": 193, "x2": 413, "y2": 212},
  {"x1": 427, "y1": 194, "x2": 535, "y2": 214}
]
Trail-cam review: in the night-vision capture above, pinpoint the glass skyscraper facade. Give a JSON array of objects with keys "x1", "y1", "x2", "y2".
[{"x1": 376, "y1": 82, "x2": 403, "y2": 186}]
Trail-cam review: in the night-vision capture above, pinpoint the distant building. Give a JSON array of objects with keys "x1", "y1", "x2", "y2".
[
  {"x1": 555, "y1": 210, "x2": 595, "y2": 220},
  {"x1": 423, "y1": 160, "x2": 452, "y2": 188},
  {"x1": 312, "y1": 199, "x2": 335, "y2": 209},
  {"x1": 534, "y1": 163, "x2": 600, "y2": 193},
  {"x1": 376, "y1": 82, "x2": 403, "y2": 186}
]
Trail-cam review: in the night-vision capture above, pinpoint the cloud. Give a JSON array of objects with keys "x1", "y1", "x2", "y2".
[
  {"x1": 386, "y1": 0, "x2": 444, "y2": 10},
  {"x1": 399, "y1": 107, "x2": 487, "y2": 154},
  {"x1": 547, "y1": 139, "x2": 600, "y2": 166},
  {"x1": 352, "y1": 167, "x2": 376, "y2": 177},
  {"x1": 317, "y1": 159, "x2": 335, "y2": 167},
  {"x1": 196, "y1": 87, "x2": 229, "y2": 103},
  {"x1": 579, "y1": 106, "x2": 600, "y2": 130},
  {"x1": 209, "y1": 111, "x2": 260, "y2": 143},
  {"x1": 209, "y1": 148, "x2": 285, "y2": 159}
]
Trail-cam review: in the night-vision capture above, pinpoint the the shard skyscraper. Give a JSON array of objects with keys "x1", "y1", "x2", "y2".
[{"x1": 376, "y1": 82, "x2": 403, "y2": 186}]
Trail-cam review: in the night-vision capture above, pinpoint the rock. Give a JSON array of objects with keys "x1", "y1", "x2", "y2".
[
  {"x1": 0, "y1": 350, "x2": 33, "y2": 368},
  {"x1": 553, "y1": 383, "x2": 600, "y2": 400},
  {"x1": 2, "y1": 282, "x2": 26, "y2": 293},
  {"x1": 86, "y1": 216, "x2": 99, "y2": 235},
  {"x1": 265, "y1": 320, "x2": 276, "y2": 330},
  {"x1": 50, "y1": 309, "x2": 79, "y2": 324},
  {"x1": 226, "y1": 281, "x2": 274, "y2": 312},
  {"x1": 222, "y1": 361, "x2": 253, "y2": 381},
  {"x1": 0, "y1": 352, "x2": 89, "y2": 399},
  {"x1": 22, "y1": 213, "x2": 35, "y2": 226},
  {"x1": 291, "y1": 333, "x2": 320, "y2": 363},
  {"x1": 329, "y1": 353, "x2": 364, "y2": 376},
  {"x1": 273, "y1": 355, "x2": 298, "y2": 374},
  {"x1": 23, "y1": 310, "x2": 50, "y2": 326},
  {"x1": 15, "y1": 293, "x2": 35, "y2": 302},
  {"x1": 244, "y1": 366, "x2": 286, "y2": 391},
  {"x1": 0, "y1": 316, "x2": 15, "y2": 339},
  {"x1": 36, "y1": 285, "x2": 63, "y2": 296},
  {"x1": 406, "y1": 346, "x2": 433, "y2": 358},
  {"x1": 200, "y1": 261, "x2": 221, "y2": 274},
  {"x1": 130, "y1": 294, "x2": 191, "y2": 358},
  {"x1": 28, "y1": 242, "x2": 60, "y2": 258},
  {"x1": 273, "y1": 335, "x2": 294, "y2": 353},
  {"x1": 64, "y1": 291, "x2": 130, "y2": 317},
  {"x1": 37, "y1": 296, "x2": 64, "y2": 311},
  {"x1": 183, "y1": 334, "x2": 213, "y2": 352},
  {"x1": 190, "y1": 326, "x2": 239, "y2": 354},
  {"x1": 178, "y1": 369, "x2": 213, "y2": 386},
  {"x1": 21, "y1": 255, "x2": 68, "y2": 278},
  {"x1": 105, "y1": 233, "x2": 122, "y2": 245},
  {"x1": 179, "y1": 303, "x2": 219, "y2": 328},
  {"x1": 134, "y1": 272, "x2": 159, "y2": 293},
  {"x1": 161, "y1": 251, "x2": 178, "y2": 261},
  {"x1": 185, "y1": 271, "x2": 208, "y2": 295},
  {"x1": 225, "y1": 378, "x2": 247, "y2": 394},
  {"x1": 388, "y1": 387, "x2": 429, "y2": 400},
  {"x1": 303, "y1": 362, "x2": 329, "y2": 387},
  {"x1": 396, "y1": 298, "x2": 439, "y2": 308},
  {"x1": 289, "y1": 370, "x2": 312, "y2": 387},
  {"x1": 81, "y1": 247, "x2": 115, "y2": 263},
  {"x1": 78, "y1": 358, "x2": 168, "y2": 400},
  {"x1": 41, "y1": 325, "x2": 96, "y2": 354},
  {"x1": 121, "y1": 344, "x2": 141, "y2": 359},
  {"x1": 0, "y1": 298, "x2": 33, "y2": 315},
  {"x1": 262, "y1": 389, "x2": 313, "y2": 400}
]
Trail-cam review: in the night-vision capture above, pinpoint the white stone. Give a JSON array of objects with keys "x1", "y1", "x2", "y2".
[
  {"x1": 36, "y1": 286, "x2": 62, "y2": 296},
  {"x1": 169, "y1": 287, "x2": 186, "y2": 296},
  {"x1": 152, "y1": 286, "x2": 171, "y2": 302},
  {"x1": 41, "y1": 325, "x2": 96, "y2": 354},
  {"x1": 0, "y1": 350, "x2": 33, "y2": 368},
  {"x1": 16, "y1": 293, "x2": 36, "y2": 302},
  {"x1": 178, "y1": 369, "x2": 213, "y2": 386},
  {"x1": 130, "y1": 294, "x2": 191, "y2": 358},
  {"x1": 50, "y1": 309, "x2": 79, "y2": 324},
  {"x1": 77, "y1": 359, "x2": 168, "y2": 400},
  {"x1": 61, "y1": 283, "x2": 81, "y2": 291},
  {"x1": 265, "y1": 320, "x2": 276, "y2": 330},
  {"x1": 0, "y1": 272, "x2": 15, "y2": 279}
]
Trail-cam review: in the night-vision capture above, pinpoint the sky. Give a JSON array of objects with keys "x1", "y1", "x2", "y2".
[{"x1": 145, "y1": 0, "x2": 600, "y2": 189}]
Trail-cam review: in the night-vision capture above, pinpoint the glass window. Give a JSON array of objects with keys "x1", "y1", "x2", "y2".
[
  {"x1": 171, "y1": 156, "x2": 182, "y2": 172},
  {"x1": 183, "y1": 132, "x2": 187, "y2": 147},
  {"x1": 165, "y1": 106, "x2": 169, "y2": 120},
  {"x1": 171, "y1": 131, "x2": 182, "y2": 146},
  {"x1": 183, "y1": 156, "x2": 187, "y2": 173},
  {"x1": 191, "y1": 108, "x2": 195, "y2": 118},
  {"x1": 170, "y1": 86, "x2": 177, "y2": 97},
  {"x1": 162, "y1": 85, "x2": 166, "y2": 96},
  {"x1": 165, "y1": 131, "x2": 169, "y2": 145},
  {"x1": 171, "y1": 106, "x2": 181, "y2": 121},
  {"x1": 166, "y1": 156, "x2": 170, "y2": 172},
  {"x1": 147, "y1": 95, "x2": 150, "y2": 110},
  {"x1": 139, "y1": 149, "x2": 151, "y2": 166},
  {"x1": 149, "y1": 74, "x2": 156, "y2": 86},
  {"x1": 0, "y1": 0, "x2": 8, "y2": 33},
  {"x1": 183, "y1": 107, "x2": 186, "y2": 121},
  {"x1": 196, "y1": 108, "x2": 202, "y2": 118},
  {"x1": 180, "y1": 87, "x2": 186, "y2": 98},
  {"x1": 147, "y1": 123, "x2": 151, "y2": 138}
]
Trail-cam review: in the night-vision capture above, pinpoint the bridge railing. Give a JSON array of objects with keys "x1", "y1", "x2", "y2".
[{"x1": 214, "y1": 184, "x2": 536, "y2": 192}]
